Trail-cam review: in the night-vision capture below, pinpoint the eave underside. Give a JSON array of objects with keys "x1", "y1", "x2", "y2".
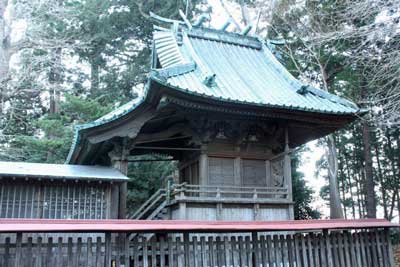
[{"x1": 70, "y1": 82, "x2": 356, "y2": 165}]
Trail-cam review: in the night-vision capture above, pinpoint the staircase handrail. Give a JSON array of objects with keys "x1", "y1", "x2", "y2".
[
  {"x1": 130, "y1": 188, "x2": 166, "y2": 219},
  {"x1": 134, "y1": 192, "x2": 166, "y2": 219}
]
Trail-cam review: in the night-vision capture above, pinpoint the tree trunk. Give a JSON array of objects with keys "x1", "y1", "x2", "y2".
[
  {"x1": 327, "y1": 135, "x2": 344, "y2": 219},
  {"x1": 90, "y1": 57, "x2": 99, "y2": 96},
  {"x1": 0, "y1": 0, "x2": 10, "y2": 114},
  {"x1": 355, "y1": 172, "x2": 363, "y2": 218},
  {"x1": 362, "y1": 120, "x2": 376, "y2": 218},
  {"x1": 239, "y1": 0, "x2": 250, "y2": 26},
  {"x1": 338, "y1": 158, "x2": 347, "y2": 218},
  {"x1": 49, "y1": 48, "x2": 62, "y2": 115},
  {"x1": 46, "y1": 48, "x2": 62, "y2": 161},
  {"x1": 359, "y1": 75, "x2": 376, "y2": 218},
  {"x1": 374, "y1": 144, "x2": 388, "y2": 219},
  {"x1": 317, "y1": 60, "x2": 344, "y2": 219},
  {"x1": 386, "y1": 131, "x2": 398, "y2": 220},
  {"x1": 345, "y1": 162, "x2": 356, "y2": 218}
]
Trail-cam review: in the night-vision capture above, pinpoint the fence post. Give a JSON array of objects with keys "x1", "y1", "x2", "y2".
[
  {"x1": 252, "y1": 232, "x2": 260, "y2": 267},
  {"x1": 386, "y1": 229, "x2": 395, "y2": 267},
  {"x1": 323, "y1": 230, "x2": 334, "y2": 267},
  {"x1": 184, "y1": 232, "x2": 190, "y2": 267},
  {"x1": 105, "y1": 232, "x2": 112, "y2": 267},
  {"x1": 14, "y1": 232, "x2": 22, "y2": 267}
]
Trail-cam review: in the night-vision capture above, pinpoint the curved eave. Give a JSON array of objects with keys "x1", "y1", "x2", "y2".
[
  {"x1": 66, "y1": 96, "x2": 149, "y2": 164},
  {"x1": 67, "y1": 76, "x2": 362, "y2": 165},
  {"x1": 151, "y1": 74, "x2": 362, "y2": 117}
]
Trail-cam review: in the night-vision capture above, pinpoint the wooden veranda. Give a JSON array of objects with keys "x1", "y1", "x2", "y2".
[{"x1": 0, "y1": 218, "x2": 396, "y2": 267}]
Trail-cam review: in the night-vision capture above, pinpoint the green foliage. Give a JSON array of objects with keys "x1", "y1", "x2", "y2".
[
  {"x1": 0, "y1": 93, "x2": 113, "y2": 163},
  {"x1": 292, "y1": 148, "x2": 321, "y2": 220},
  {"x1": 126, "y1": 156, "x2": 177, "y2": 214}
]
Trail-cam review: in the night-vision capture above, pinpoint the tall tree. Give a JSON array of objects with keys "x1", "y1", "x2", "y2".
[{"x1": 0, "y1": 0, "x2": 10, "y2": 116}]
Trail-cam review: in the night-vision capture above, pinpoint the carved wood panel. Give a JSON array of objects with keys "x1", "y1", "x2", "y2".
[{"x1": 271, "y1": 157, "x2": 284, "y2": 187}]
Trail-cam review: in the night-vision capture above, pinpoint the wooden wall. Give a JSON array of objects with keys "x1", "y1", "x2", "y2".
[
  {"x1": 170, "y1": 203, "x2": 291, "y2": 221},
  {"x1": 0, "y1": 179, "x2": 120, "y2": 219},
  {"x1": 178, "y1": 142, "x2": 284, "y2": 189}
]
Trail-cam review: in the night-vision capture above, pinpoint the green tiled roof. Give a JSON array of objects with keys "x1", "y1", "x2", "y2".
[
  {"x1": 66, "y1": 24, "x2": 361, "y2": 164},
  {"x1": 152, "y1": 27, "x2": 359, "y2": 114}
]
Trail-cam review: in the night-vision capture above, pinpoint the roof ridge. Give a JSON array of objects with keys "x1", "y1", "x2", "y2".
[{"x1": 186, "y1": 27, "x2": 262, "y2": 49}]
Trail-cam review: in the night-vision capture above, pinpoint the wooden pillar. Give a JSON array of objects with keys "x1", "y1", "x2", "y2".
[
  {"x1": 110, "y1": 184, "x2": 119, "y2": 219},
  {"x1": 199, "y1": 145, "x2": 208, "y2": 186},
  {"x1": 284, "y1": 126, "x2": 294, "y2": 220},
  {"x1": 265, "y1": 160, "x2": 271, "y2": 186},
  {"x1": 179, "y1": 193, "x2": 187, "y2": 220},
  {"x1": 234, "y1": 157, "x2": 241, "y2": 186},
  {"x1": 112, "y1": 160, "x2": 128, "y2": 219},
  {"x1": 110, "y1": 141, "x2": 129, "y2": 220}
]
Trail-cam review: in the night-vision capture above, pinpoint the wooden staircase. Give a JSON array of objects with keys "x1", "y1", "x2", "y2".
[{"x1": 129, "y1": 188, "x2": 170, "y2": 220}]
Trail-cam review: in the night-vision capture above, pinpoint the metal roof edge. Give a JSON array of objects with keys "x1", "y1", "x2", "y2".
[
  {"x1": 150, "y1": 74, "x2": 360, "y2": 116},
  {"x1": 153, "y1": 62, "x2": 196, "y2": 78},
  {"x1": 65, "y1": 83, "x2": 152, "y2": 164},
  {"x1": 187, "y1": 27, "x2": 262, "y2": 49},
  {"x1": 256, "y1": 37, "x2": 360, "y2": 111},
  {"x1": 0, "y1": 173, "x2": 128, "y2": 182},
  {"x1": 0, "y1": 161, "x2": 128, "y2": 181}
]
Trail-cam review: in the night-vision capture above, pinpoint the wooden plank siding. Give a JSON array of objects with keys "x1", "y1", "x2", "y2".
[
  {"x1": 0, "y1": 229, "x2": 394, "y2": 266},
  {"x1": 0, "y1": 181, "x2": 111, "y2": 219}
]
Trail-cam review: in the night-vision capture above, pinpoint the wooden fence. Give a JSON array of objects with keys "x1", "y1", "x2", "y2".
[{"x1": 0, "y1": 229, "x2": 394, "y2": 267}]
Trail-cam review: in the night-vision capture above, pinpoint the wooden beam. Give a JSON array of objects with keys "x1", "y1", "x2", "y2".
[
  {"x1": 133, "y1": 123, "x2": 187, "y2": 144},
  {"x1": 126, "y1": 158, "x2": 175, "y2": 162},
  {"x1": 135, "y1": 135, "x2": 192, "y2": 145},
  {"x1": 134, "y1": 146, "x2": 201, "y2": 151}
]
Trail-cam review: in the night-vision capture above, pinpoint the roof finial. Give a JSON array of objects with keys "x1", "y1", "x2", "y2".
[
  {"x1": 179, "y1": 10, "x2": 192, "y2": 29},
  {"x1": 193, "y1": 14, "x2": 209, "y2": 27},
  {"x1": 297, "y1": 85, "x2": 309, "y2": 95},
  {"x1": 241, "y1": 25, "x2": 252, "y2": 36},
  {"x1": 185, "y1": 0, "x2": 189, "y2": 17},
  {"x1": 203, "y1": 74, "x2": 217, "y2": 87},
  {"x1": 220, "y1": 20, "x2": 231, "y2": 31},
  {"x1": 150, "y1": 12, "x2": 184, "y2": 26}
]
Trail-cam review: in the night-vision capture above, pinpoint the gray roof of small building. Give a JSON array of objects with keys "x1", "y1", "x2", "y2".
[{"x1": 0, "y1": 162, "x2": 128, "y2": 182}]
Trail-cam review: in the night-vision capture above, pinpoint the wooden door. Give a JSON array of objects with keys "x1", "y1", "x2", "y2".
[
  {"x1": 208, "y1": 157, "x2": 235, "y2": 186},
  {"x1": 241, "y1": 159, "x2": 267, "y2": 187}
]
